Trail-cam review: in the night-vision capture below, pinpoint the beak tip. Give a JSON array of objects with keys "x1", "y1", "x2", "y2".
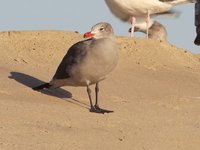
[{"x1": 83, "y1": 32, "x2": 94, "y2": 38}]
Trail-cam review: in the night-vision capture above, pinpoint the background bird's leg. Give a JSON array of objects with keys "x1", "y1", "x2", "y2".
[
  {"x1": 146, "y1": 10, "x2": 150, "y2": 38},
  {"x1": 95, "y1": 82, "x2": 100, "y2": 109},
  {"x1": 131, "y1": 17, "x2": 136, "y2": 37}
]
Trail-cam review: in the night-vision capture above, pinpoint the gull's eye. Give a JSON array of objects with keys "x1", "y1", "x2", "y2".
[{"x1": 99, "y1": 27, "x2": 104, "y2": 31}]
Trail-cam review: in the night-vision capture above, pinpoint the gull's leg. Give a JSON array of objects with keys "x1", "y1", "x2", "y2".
[
  {"x1": 146, "y1": 10, "x2": 150, "y2": 38},
  {"x1": 86, "y1": 85, "x2": 95, "y2": 111},
  {"x1": 94, "y1": 82, "x2": 114, "y2": 113},
  {"x1": 131, "y1": 16, "x2": 136, "y2": 37},
  {"x1": 94, "y1": 82, "x2": 100, "y2": 108},
  {"x1": 87, "y1": 84, "x2": 113, "y2": 114}
]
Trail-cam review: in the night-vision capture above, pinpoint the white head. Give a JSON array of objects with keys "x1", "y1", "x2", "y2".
[
  {"x1": 84, "y1": 22, "x2": 114, "y2": 39},
  {"x1": 134, "y1": 19, "x2": 154, "y2": 33}
]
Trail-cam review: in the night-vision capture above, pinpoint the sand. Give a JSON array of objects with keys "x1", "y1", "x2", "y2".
[{"x1": 0, "y1": 30, "x2": 200, "y2": 150}]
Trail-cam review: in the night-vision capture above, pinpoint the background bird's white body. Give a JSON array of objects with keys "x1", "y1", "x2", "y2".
[
  {"x1": 105, "y1": 0, "x2": 194, "y2": 37},
  {"x1": 105, "y1": 0, "x2": 193, "y2": 21}
]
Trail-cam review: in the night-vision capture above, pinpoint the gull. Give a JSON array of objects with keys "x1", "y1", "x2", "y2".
[
  {"x1": 105, "y1": 0, "x2": 195, "y2": 37},
  {"x1": 129, "y1": 20, "x2": 168, "y2": 41},
  {"x1": 32, "y1": 22, "x2": 118, "y2": 114}
]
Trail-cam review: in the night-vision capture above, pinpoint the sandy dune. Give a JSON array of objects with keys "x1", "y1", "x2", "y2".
[{"x1": 1, "y1": 31, "x2": 200, "y2": 150}]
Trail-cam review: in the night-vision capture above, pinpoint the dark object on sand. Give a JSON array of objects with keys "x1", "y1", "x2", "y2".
[{"x1": 194, "y1": 0, "x2": 200, "y2": 45}]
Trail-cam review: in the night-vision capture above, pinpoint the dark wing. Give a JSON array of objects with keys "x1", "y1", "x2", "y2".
[
  {"x1": 52, "y1": 39, "x2": 92, "y2": 80},
  {"x1": 159, "y1": 0, "x2": 195, "y2": 2},
  {"x1": 158, "y1": 0, "x2": 175, "y2": 2}
]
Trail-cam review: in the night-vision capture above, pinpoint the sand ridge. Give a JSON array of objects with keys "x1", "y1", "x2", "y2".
[{"x1": 0, "y1": 30, "x2": 200, "y2": 150}]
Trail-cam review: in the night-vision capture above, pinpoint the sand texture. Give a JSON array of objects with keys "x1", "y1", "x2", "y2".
[{"x1": 1, "y1": 30, "x2": 200, "y2": 150}]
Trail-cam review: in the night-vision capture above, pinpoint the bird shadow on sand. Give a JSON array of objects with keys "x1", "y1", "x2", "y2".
[{"x1": 9, "y1": 71, "x2": 89, "y2": 109}]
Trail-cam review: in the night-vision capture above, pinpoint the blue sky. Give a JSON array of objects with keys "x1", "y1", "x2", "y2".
[{"x1": 0, "y1": 0, "x2": 199, "y2": 53}]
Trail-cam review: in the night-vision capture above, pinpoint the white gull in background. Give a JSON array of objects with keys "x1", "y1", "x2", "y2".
[
  {"x1": 105, "y1": 0, "x2": 196, "y2": 37},
  {"x1": 129, "y1": 20, "x2": 168, "y2": 41}
]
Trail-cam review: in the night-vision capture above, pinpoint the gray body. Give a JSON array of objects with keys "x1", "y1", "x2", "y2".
[
  {"x1": 50, "y1": 38, "x2": 118, "y2": 88},
  {"x1": 148, "y1": 21, "x2": 167, "y2": 41}
]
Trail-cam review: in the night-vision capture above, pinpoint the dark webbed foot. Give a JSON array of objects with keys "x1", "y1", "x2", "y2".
[
  {"x1": 87, "y1": 84, "x2": 113, "y2": 114},
  {"x1": 89, "y1": 105, "x2": 114, "y2": 114}
]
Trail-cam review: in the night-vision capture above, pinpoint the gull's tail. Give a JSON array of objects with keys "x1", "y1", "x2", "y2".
[
  {"x1": 167, "y1": 0, "x2": 196, "y2": 5},
  {"x1": 32, "y1": 83, "x2": 51, "y2": 90}
]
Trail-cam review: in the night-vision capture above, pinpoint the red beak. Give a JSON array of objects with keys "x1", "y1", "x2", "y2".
[{"x1": 83, "y1": 32, "x2": 94, "y2": 38}]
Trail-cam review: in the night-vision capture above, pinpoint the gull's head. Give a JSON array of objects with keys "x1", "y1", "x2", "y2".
[{"x1": 84, "y1": 22, "x2": 114, "y2": 39}]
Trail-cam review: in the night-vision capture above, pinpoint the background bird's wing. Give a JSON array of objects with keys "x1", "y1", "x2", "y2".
[
  {"x1": 159, "y1": 0, "x2": 196, "y2": 3},
  {"x1": 52, "y1": 39, "x2": 92, "y2": 80},
  {"x1": 159, "y1": 0, "x2": 175, "y2": 2}
]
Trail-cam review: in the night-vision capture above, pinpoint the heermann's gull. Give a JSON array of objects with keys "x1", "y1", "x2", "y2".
[
  {"x1": 32, "y1": 22, "x2": 118, "y2": 114},
  {"x1": 105, "y1": 0, "x2": 195, "y2": 37},
  {"x1": 129, "y1": 20, "x2": 168, "y2": 41}
]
